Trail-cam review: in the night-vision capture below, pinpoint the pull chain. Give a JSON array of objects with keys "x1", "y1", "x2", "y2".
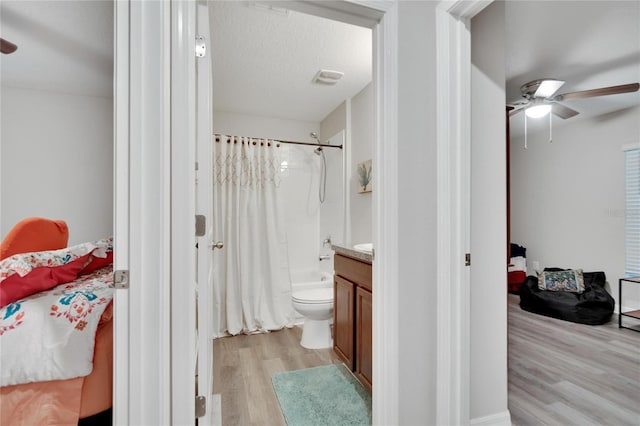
[
  {"x1": 549, "y1": 109, "x2": 553, "y2": 143},
  {"x1": 524, "y1": 112, "x2": 528, "y2": 149}
]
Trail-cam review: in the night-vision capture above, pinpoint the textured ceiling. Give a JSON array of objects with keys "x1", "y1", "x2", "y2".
[
  {"x1": 210, "y1": 1, "x2": 372, "y2": 123},
  {"x1": 0, "y1": 0, "x2": 113, "y2": 98},
  {"x1": 505, "y1": 1, "x2": 640, "y2": 136}
]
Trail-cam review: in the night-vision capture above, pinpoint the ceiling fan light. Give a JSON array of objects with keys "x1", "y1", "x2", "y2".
[{"x1": 525, "y1": 104, "x2": 551, "y2": 118}]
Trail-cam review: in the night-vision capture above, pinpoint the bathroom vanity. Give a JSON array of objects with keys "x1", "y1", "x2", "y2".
[{"x1": 332, "y1": 246, "x2": 372, "y2": 392}]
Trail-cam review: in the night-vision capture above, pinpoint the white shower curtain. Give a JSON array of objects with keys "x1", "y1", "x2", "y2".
[{"x1": 211, "y1": 135, "x2": 294, "y2": 337}]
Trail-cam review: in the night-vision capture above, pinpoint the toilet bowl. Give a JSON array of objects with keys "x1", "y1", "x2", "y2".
[{"x1": 292, "y1": 287, "x2": 334, "y2": 349}]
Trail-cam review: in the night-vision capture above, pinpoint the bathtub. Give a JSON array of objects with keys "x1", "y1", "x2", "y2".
[{"x1": 290, "y1": 270, "x2": 333, "y2": 324}]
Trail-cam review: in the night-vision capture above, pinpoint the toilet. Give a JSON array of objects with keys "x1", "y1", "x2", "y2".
[{"x1": 291, "y1": 287, "x2": 334, "y2": 349}]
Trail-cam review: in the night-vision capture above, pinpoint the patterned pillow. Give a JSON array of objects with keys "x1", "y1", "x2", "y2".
[
  {"x1": 538, "y1": 269, "x2": 585, "y2": 293},
  {"x1": 0, "y1": 237, "x2": 112, "y2": 282}
]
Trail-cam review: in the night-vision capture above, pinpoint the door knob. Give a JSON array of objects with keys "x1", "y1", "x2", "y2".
[{"x1": 210, "y1": 241, "x2": 224, "y2": 250}]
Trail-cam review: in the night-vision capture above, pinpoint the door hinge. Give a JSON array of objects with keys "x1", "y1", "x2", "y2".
[
  {"x1": 465, "y1": 253, "x2": 471, "y2": 266},
  {"x1": 195, "y1": 215, "x2": 206, "y2": 237},
  {"x1": 195, "y1": 395, "x2": 206, "y2": 418},
  {"x1": 114, "y1": 270, "x2": 129, "y2": 289},
  {"x1": 195, "y1": 35, "x2": 206, "y2": 58}
]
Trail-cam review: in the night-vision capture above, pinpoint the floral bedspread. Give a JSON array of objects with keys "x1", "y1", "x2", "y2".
[
  {"x1": 0, "y1": 238, "x2": 112, "y2": 281},
  {"x1": 0, "y1": 266, "x2": 113, "y2": 387}
]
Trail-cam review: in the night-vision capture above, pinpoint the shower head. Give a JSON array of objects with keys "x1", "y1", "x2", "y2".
[{"x1": 311, "y1": 132, "x2": 323, "y2": 156}]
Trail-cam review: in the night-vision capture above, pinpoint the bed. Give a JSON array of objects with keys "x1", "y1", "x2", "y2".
[{"x1": 0, "y1": 217, "x2": 113, "y2": 425}]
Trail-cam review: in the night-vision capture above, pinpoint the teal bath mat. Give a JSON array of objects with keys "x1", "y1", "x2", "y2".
[{"x1": 271, "y1": 364, "x2": 371, "y2": 426}]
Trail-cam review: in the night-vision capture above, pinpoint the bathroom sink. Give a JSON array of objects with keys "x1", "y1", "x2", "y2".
[{"x1": 353, "y1": 243, "x2": 373, "y2": 253}]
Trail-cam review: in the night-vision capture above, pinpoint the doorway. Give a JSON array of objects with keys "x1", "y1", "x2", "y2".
[{"x1": 205, "y1": 2, "x2": 374, "y2": 423}]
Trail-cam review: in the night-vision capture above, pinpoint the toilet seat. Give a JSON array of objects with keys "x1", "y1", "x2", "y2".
[{"x1": 292, "y1": 288, "x2": 333, "y2": 304}]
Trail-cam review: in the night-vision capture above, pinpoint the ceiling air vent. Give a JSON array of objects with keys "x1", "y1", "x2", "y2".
[{"x1": 313, "y1": 69, "x2": 344, "y2": 85}]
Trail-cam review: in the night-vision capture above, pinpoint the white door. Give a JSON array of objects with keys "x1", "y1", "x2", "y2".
[
  {"x1": 195, "y1": 1, "x2": 214, "y2": 425},
  {"x1": 113, "y1": 1, "x2": 130, "y2": 423}
]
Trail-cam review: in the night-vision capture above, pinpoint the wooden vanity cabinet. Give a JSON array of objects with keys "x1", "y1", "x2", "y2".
[
  {"x1": 334, "y1": 276, "x2": 355, "y2": 369},
  {"x1": 333, "y1": 253, "x2": 372, "y2": 392},
  {"x1": 355, "y1": 286, "x2": 372, "y2": 390}
]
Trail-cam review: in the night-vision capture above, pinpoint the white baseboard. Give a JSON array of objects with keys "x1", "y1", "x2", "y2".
[{"x1": 470, "y1": 410, "x2": 512, "y2": 426}]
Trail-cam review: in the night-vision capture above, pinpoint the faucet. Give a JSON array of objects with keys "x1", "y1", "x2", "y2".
[{"x1": 319, "y1": 255, "x2": 331, "y2": 261}]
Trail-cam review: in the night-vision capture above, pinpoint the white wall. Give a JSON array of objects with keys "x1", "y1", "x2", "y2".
[
  {"x1": 511, "y1": 105, "x2": 640, "y2": 307},
  {"x1": 213, "y1": 111, "x2": 319, "y2": 143},
  {"x1": 212, "y1": 111, "x2": 322, "y2": 278},
  {"x1": 350, "y1": 83, "x2": 373, "y2": 245},
  {"x1": 470, "y1": 1, "x2": 509, "y2": 421},
  {"x1": 396, "y1": 2, "x2": 438, "y2": 423},
  {"x1": 1, "y1": 86, "x2": 113, "y2": 245},
  {"x1": 319, "y1": 82, "x2": 374, "y2": 249},
  {"x1": 320, "y1": 101, "x2": 347, "y2": 143}
]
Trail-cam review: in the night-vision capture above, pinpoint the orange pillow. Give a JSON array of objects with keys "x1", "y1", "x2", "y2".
[{"x1": 0, "y1": 217, "x2": 69, "y2": 260}]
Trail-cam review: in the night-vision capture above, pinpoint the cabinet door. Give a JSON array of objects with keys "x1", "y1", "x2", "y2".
[
  {"x1": 356, "y1": 286, "x2": 372, "y2": 392},
  {"x1": 334, "y1": 276, "x2": 355, "y2": 369}
]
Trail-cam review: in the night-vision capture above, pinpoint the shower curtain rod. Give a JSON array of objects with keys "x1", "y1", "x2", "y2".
[{"x1": 214, "y1": 134, "x2": 343, "y2": 149}]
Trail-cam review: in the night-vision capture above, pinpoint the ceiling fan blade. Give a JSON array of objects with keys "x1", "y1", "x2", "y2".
[
  {"x1": 554, "y1": 83, "x2": 639, "y2": 101},
  {"x1": 533, "y1": 79, "x2": 565, "y2": 98},
  {"x1": 0, "y1": 38, "x2": 18, "y2": 54},
  {"x1": 509, "y1": 108, "x2": 523, "y2": 117},
  {"x1": 552, "y1": 103, "x2": 579, "y2": 119}
]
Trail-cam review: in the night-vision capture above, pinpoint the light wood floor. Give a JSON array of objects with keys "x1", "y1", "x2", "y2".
[
  {"x1": 212, "y1": 326, "x2": 342, "y2": 426},
  {"x1": 213, "y1": 298, "x2": 639, "y2": 426},
  {"x1": 508, "y1": 294, "x2": 640, "y2": 426}
]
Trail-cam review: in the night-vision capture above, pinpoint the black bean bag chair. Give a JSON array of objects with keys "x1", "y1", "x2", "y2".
[{"x1": 519, "y1": 268, "x2": 615, "y2": 325}]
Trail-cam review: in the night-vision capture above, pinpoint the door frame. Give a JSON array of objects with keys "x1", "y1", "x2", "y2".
[
  {"x1": 114, "y1": 0, "x2": 175, "y2": 424},
  {"x1": 113, "y1": 0, "x2": 196, "y2": 424},
  {"x1": 202, "y1": 1, "x2": 399, "y2": 424},
  {"x1": 435, "y1": 0, "x2": 495, "y2": 425}
]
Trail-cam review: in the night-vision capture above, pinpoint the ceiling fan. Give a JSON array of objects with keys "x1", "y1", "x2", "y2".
[
  {"x1": 507, "y1": 78, "x2": 640, "y2": 120},
  {"x1": 1, "y1": 38, "x2": 18, "y2": 54}
]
